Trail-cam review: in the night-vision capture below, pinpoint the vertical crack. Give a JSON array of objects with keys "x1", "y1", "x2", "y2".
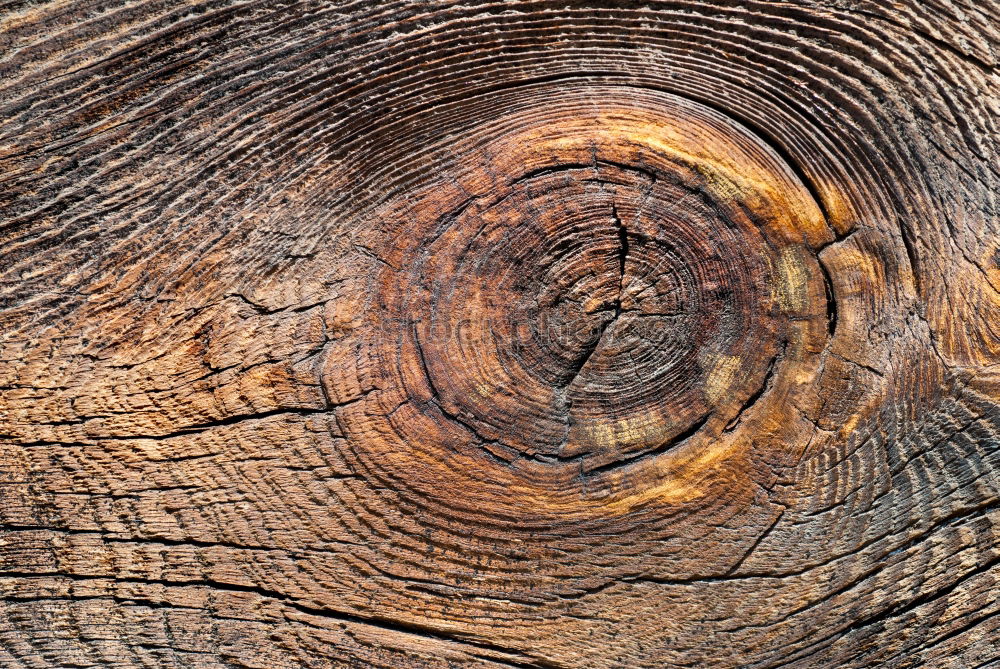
[
  {"x1": 563, "y1": 199, "x2": 630, "y2": 389},
  {"x1": 817, "y1": 256, "x2": 838, "y2": 339},
  {"x1": 558, "y1": 199, "x2": 631, "y2": 453},
  {"x1": 611, "y1": 200, "x2": 628, "y2": 318}
]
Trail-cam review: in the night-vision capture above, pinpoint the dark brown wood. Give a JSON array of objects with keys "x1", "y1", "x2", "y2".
[{"x1": 1, "y1": 1, "x2": 998, "y2": 667}]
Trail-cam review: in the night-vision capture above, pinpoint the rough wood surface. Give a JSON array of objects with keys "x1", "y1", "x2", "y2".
[{"x1": 1, "y1": 1, "x2": 998, "y2": 667}]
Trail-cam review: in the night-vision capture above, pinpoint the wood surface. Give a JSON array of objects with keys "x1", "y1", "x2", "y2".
[{"x1": 1, "y1": 1, "x2": 999, "y2": 667}]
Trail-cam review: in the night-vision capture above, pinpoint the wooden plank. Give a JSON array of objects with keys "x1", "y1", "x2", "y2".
[{"x1": 1, "y1": 1, "x2": 998, "y2": 666}]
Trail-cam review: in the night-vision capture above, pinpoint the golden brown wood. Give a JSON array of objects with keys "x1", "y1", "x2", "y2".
[{"x1": 1, "y1": 1, "x2": 998, "y2": 667}]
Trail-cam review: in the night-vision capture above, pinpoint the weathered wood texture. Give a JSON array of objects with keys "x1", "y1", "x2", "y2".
[{"x1": 1, "y1": 1, "x2": 999, "y2": 667}]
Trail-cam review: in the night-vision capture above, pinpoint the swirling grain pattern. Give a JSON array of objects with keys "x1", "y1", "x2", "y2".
[{"x1": 0, "y1": 1, "x2": 998, "y2": 667}]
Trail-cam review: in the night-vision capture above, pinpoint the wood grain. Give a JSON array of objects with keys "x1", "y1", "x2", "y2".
[{"x1": 1, "y1": 1, "x2": 998, "y2": 667}]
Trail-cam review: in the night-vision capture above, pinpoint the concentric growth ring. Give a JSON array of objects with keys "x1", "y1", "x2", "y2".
[
  {"x1": 7, "y1": 2, "x2": 997, "y2": 666},
  {"x1": 352, "y1": 86, "x2": 833, "y2": 489}
]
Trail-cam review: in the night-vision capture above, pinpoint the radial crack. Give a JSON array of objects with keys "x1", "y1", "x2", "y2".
[
  {"x1": 561, "y1": 200, "x2": 630, "y2": 391},
  {"x1": 612, "y1": 199, "x2": 628, "y2": 315},
  {"x1": 557, "y1": 201, "x2": 631, "y2": 454}
]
